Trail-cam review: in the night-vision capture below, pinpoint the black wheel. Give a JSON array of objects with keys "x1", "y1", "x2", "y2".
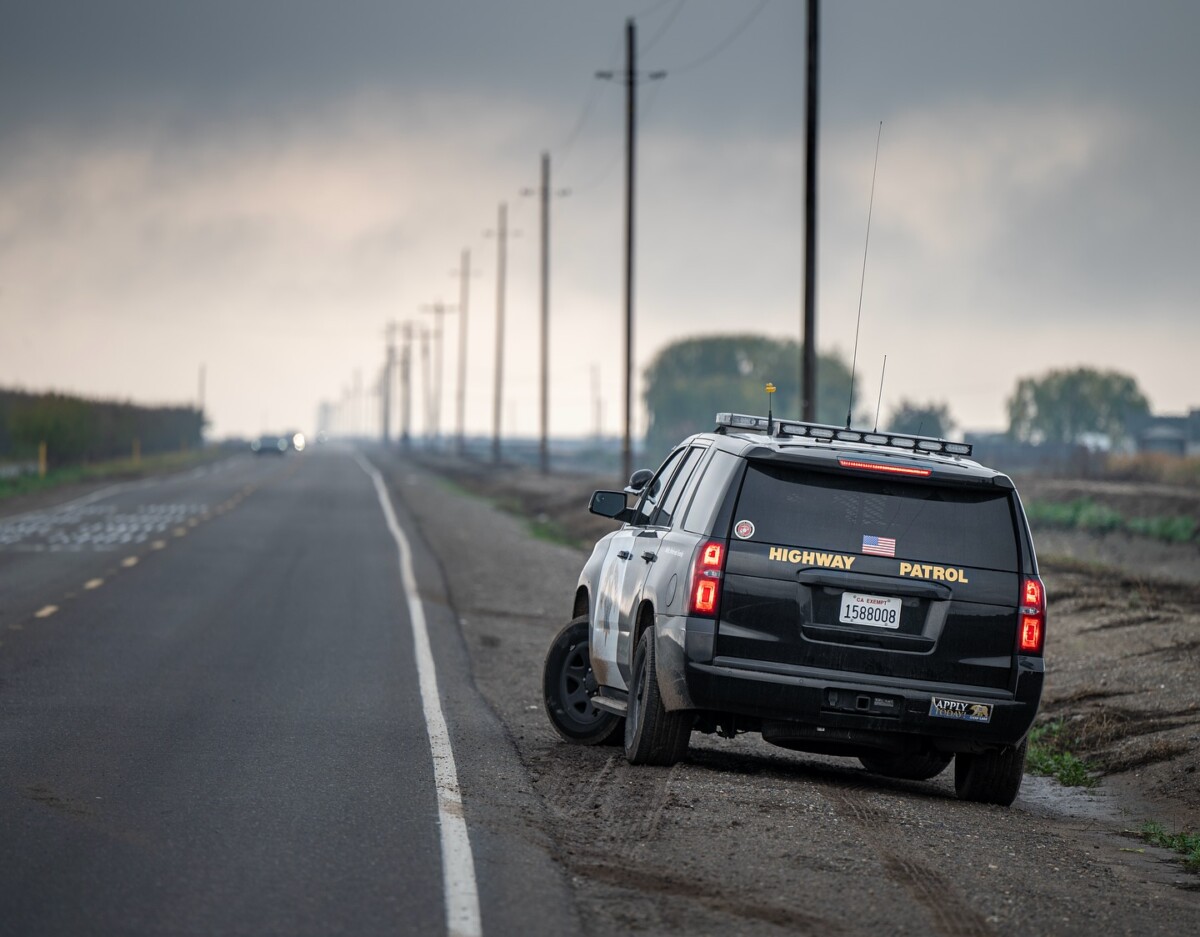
[
  {"x1": 624, "y1": 629, "x2": 691, "y2": 766},
  {"x1": 543, "y1": 616, "x2": 623, "y2": 745},
  {"x1": 859, "y1": 750, "x2": 953, "y2": 781},
  {"x1": 954, "y1": 738, "x2": 1028, "y2": 806}
]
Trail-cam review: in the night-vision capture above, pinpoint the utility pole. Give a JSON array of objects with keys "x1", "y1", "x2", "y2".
[
  {"x1": 537, "y1": 153, "x2": 552, "y2": 474},
  {"x1": 523, "y1": 152, "x2": 568, "y2": 474},
  {"x1": 489, "y1": 202, "x2": 509, "y2": 464},
  {"x1": 382, "y1": 321, "x2": 396, "y2": 444},
  {"x1": 453, "y1": 248, "x2": 473, "y2": 457},
  {"x1": 802, "y1": 0, "x2": 820, "y2": 422},
  {"x1": 599, "y1": 19, "x2": 664, "y2": 483},
  {"x1": 421, "y1": 301, "x2": 458, "y2": 446},
  {"x1": 622, "y1": 18, "x2": 637, "y2": 483},
  {"x1": 353, "y1": 369, "x2": 362, "y2": 438},
  {"x1": 400, "y1": 322, "x2": 414, "y2": 447},
  {"x1": 591, "y1": 364, "x2": 602, "y2": 442},
  {"x1": 418, "y1": 326, "x2": 432, "y2": 444}
]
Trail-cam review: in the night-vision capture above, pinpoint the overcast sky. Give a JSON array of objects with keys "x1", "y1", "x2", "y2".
[{"x1": 2, "y1": 1, "x2": 1197, "y2": 442}]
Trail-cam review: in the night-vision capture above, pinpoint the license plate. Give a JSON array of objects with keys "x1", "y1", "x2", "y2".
[{"x1": 839, "y1": 592, "x2": 902, "y2": 629}]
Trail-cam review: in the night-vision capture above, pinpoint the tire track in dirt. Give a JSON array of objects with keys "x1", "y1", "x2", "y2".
[
  {"x1": 531, "y1": 745, "x2": 849, "y2": 934},
  {"x1": 826, "y1": 786, "x2": 995, "y2": 937}
]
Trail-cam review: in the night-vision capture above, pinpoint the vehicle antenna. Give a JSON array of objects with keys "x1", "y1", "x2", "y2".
[
  {"x1": 846, "y1": 121, "x2": 883, "y2": 430},
  {"x1": 765, "y1": 381, "x2": 776, "y2": 434},
  {"x1": 873, "y1": 355, "x2": 887, "y2": 433}
]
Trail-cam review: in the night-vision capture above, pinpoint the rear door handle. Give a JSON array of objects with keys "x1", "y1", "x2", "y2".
[
  {"x1": 617, "y1": 550, "x2": 633, "y2": 560},
  {"x1": 641, "y1": 552, "x2": 657, "y2": 563}
]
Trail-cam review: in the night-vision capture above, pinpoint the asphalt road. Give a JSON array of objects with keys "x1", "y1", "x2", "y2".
[{"x1": 0, "y1": 447, "x2": 571, "y2": 937}]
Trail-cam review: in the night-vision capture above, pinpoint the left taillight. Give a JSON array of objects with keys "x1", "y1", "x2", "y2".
[
  {"x1": 1018, "y1": 576, "x2": 1046, "y2": 654},
  {"x1": 689, "y1": 540, "x2": 726, "y2": 617}
]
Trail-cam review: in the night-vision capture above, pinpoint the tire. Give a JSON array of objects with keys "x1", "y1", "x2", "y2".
[
  {"x1": 624, "y1": 629, "x2": 691, "y2": 766},
  {"x1": 954, "y1": 738, "x2": 1028, "y2": 806},
  {"x1": 859, "y1": 750, "x2": 953, "y2": 781},
  {"x1": 543, "y1": 616, "x2": 623, "y2": 745}
]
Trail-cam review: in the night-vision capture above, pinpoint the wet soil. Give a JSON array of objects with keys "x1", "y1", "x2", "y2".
[{"x1": 378, "y1": 450, "x2": 1200, "y2": 936}]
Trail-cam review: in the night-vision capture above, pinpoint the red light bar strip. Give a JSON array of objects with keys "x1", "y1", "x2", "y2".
[{"x1": 838, "y1": 458, "x2": 932, "y2": 477}]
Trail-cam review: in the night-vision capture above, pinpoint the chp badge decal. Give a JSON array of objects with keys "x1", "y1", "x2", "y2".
[{"x1": 734, "y1": 519, "x2": 755, "y2": 540}]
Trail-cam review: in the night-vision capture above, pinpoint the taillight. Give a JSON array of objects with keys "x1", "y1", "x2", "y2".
[
  {"x1": 689, "y1": 540, "x2": 726, "y2": 616},
  {"x1": 1019, "y1": 576, "x2": 1046, "y2": 653},
  {"x1": 837, "y1": 457, "x2": 932, "y2": 478}
]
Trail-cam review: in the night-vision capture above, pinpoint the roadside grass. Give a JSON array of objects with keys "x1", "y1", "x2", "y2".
[
  {"x1": 1025, "y1": 497, "x2": 1197, "y2": 544},
  {"x1": 1141, "y1": 820, "x2": 1200, "y2": 870},
  {"x1": 527, "y1": 513, "x2": 578, "y2": 549},
  {"x1": 426, "y1": 473, "x2": 583, "y2": 549},
  {"x1": 1026, "y1": 720, "x2": 1099, "y2": 788},
  {"x1": 0, "y1": 449, "x2": 222, "y2": 502}
]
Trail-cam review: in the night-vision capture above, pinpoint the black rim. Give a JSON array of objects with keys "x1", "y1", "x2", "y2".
[
  {"x1": 628, "y1": 645, "x2": 645, "y2": 736},
  {"x1": 558, "y1": 640, "x2": 604, "y2": 728}
]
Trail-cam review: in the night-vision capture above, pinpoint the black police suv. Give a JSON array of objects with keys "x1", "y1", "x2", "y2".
[{"x1": 543, "y1": 412, "x2": 1046, "y2": 806}]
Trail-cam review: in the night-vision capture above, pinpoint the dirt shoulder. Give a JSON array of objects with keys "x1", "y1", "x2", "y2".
[
  {"x1": 422, "y1": 454, "x2": 1200, "y2": 830},
  {"x1": 378, "y1": 450, "x2": 1200, "y2": 936}
]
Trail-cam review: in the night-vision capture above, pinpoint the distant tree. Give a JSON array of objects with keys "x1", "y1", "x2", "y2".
[
  {"x1": 642, "y1": 335, "x2": 862, "y2": 465},
  {"x1": 886, "y1": 400, "x2": 956, "y2": 439},
  {"x1": 1006, "y1": 367, "x2": 1150, "y2": 446}
]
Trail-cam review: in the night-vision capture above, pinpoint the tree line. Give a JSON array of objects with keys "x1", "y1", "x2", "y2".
[
  {"x1": 0, "y1": 389, "x2": 204, "y2": 469},
  {"x1": 642, "y1": 336, "x2": 1151, "y2": 461}
]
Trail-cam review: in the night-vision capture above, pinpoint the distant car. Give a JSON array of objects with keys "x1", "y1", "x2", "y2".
[
  {"x1": 250, "y1": 434, "x2": 288, "y2": 455},
  {"x1": 543, "y1": 411, "x2": 1046, "y2": 806}
]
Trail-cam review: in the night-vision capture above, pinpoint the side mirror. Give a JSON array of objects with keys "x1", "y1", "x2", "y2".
[
  {"x1": 625, "y1": 468, "x2": 654, "y2": 494},
  {"x1": 589, "y1": 490, "x2": 634, "y2": 522}
]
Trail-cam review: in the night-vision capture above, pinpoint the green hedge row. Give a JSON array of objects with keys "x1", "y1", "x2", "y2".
[
  {"x1": 0, "y1": 388, "x2": 203, "y2": 468},
  {"x1": 1025, "y1": 498, "x2": 1197, "y2": 544}
]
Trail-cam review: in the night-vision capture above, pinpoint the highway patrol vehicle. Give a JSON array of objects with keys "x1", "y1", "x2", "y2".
[{"x1": 543, "y1": 411, "x2": 1046, "y2": 806}]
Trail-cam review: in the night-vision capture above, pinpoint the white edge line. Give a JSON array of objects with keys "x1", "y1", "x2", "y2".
[{"x1": 355, "y1": 452, "x2": 483, "y2": 937}]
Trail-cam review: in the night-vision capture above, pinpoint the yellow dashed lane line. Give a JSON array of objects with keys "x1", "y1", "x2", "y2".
[{"x1": 8, "y1": 479, "x2": 270, "y2": 639}]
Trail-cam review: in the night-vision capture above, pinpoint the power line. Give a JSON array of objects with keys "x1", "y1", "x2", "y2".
[
  {"x1": 656, "y1": 0, "x2": 770, "y2": 76},
  {"x1": 638, "y1": 0, "x2": 686, "y2": 54}
]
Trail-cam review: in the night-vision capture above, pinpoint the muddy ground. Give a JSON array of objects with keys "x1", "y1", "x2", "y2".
[
  {"x1": 423, "y1": 456, "x2": 1200, "y2": 830},
  {"x1": 377, "y1": 450, "x2": 1200, "y2": 936}
]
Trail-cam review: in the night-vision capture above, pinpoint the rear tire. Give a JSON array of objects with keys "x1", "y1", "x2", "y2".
[
  {"x1": 624, "y1": 630, "x2": 691, "y2": 766},
  {"x1": 859, "y1": 750, "x2": 953, "y2": 781},
  {"x1": 954, "y1": 738, "x2": 1028, "y2": 806},
  {"x1": 543, "y1": 616, "x2": 623, "y2": 745}
]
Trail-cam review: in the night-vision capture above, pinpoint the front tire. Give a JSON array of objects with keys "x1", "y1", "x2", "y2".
[
  {"x1": 954, "y1": 738, "x2": 1028, "y2": 806},
  {"x1": 543, "y1": 616, "x2": 623, "y2": 745},
  {"x1": 624, "y1": 629, "x2": 691, "y2": 766}
]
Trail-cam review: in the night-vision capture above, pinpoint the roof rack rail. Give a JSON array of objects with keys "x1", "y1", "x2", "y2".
[{"x1": 713, "y1": 412, "x2": 973, "y2": 457}]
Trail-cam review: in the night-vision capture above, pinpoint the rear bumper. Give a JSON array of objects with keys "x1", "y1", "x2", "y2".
[{"x1": 655, "y1": 614, "x2": 1043, "y2": 750}]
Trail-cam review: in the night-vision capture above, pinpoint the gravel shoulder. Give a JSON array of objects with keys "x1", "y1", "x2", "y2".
[{"x1": 376, "y1": 450, "x2": 1200, "y2": 936}]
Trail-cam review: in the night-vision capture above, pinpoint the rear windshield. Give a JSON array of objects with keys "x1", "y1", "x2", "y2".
[{"x1": 735, "y1": 462, "x2": 1019, "y2": 571}]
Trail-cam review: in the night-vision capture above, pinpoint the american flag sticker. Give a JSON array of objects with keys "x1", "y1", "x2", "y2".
[{"x1": 862, "y1": 534, "x2": 896, "y2": 557}]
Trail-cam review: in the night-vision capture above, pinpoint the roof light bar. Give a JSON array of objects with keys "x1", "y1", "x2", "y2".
[{"x1": 713, "y1": 412, "x2": 973, "y2": 457}]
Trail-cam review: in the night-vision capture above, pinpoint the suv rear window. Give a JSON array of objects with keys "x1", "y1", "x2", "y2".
[{"x1": 735, "y1": 461, "x2": 1019, "y2": 572}]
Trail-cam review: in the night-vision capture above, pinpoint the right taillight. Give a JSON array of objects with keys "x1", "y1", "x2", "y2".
[
  {"x1": 689, "y1": 540, "x2": 726, "y2": 616},
  {"x1": 1019, "y1": 576, "x2": 1046, "y2": 654}
]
